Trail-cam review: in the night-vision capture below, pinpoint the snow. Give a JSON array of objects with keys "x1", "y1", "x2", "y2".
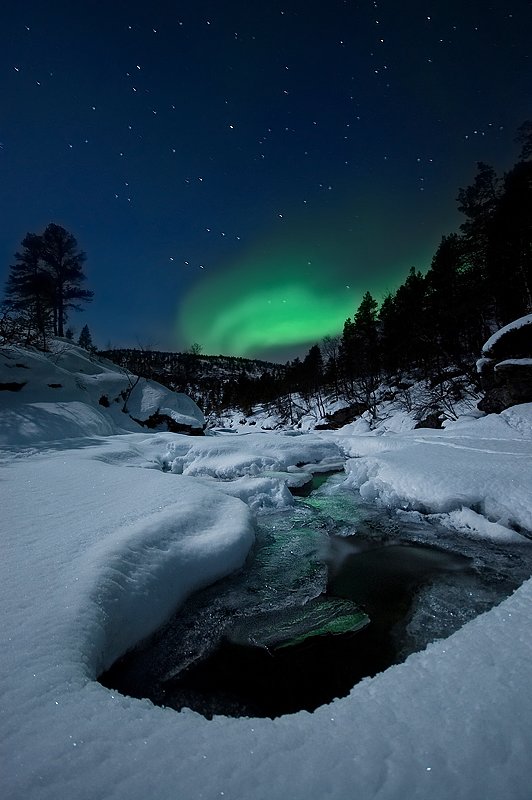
[
  {"x1": 162, "y1": 431, "x2": 340, "y2": 478},
  {"x1": 476, "y1": 355, "x2": 492, "y2": 373},
  {"x1": 495, "y1": 357, "x2": 532, "y2": 368},
  {"x1": 2, "y1": 345, "x2": 532, "y2": 800},
  {"x1": 481, "y1": 312, "x2": 532, "y2": 355},
  {"x1": 337, "y1": 404, "x2": 532, "y2": 537},
  {"x1": 0, "y1": 342, "x2": 204, "y2": 446}
]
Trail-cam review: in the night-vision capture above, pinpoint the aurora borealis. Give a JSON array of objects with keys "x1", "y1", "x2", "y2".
[
  {"x1": 1, "y1": 1, "x2": 531, "y2": 360},
  {"x1": 180, "y1": 205, "x2": 438, "y2": 358},
  {"x1": 181, "y1": 253, "x2": 356, "y2": 358}
]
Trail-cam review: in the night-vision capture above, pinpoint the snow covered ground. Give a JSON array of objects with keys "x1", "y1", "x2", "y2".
[
  {"x1": 2, "y1": 344, "x2": 532, "y2": 800},
  {"x1": 336, "y1": 404, "x2": 532, "y2": 542}
]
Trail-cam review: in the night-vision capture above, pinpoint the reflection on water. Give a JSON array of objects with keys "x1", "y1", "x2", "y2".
[{"x1": 100, "y1": 473, "x2": 532, "y2": 718}]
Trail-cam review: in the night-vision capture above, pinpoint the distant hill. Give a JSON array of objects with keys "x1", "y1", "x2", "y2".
[{"x1": 100, "y1": 349, "x2": 286, "y2": 416}]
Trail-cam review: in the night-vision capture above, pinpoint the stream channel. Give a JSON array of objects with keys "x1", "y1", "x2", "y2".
[{"x1": 100, "y1": 472, "x2": 532, "y2": 719}]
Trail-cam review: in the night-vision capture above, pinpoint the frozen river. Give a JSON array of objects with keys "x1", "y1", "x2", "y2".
[{"x1": 101, "y1": 473, "x2": 532, "y2": 718}]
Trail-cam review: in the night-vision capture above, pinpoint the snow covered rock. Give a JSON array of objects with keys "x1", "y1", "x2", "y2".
[
  {"x1": 481, "y1": 313, "x2": 532, "y2": 360},
  {"x1": 477, "y1": 314, "x2": 532, "y2": 413}
]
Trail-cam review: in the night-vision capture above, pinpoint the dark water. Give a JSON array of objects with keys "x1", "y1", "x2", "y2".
[{"x1": 100, "y1": 474, "x2": 532, "y2": 719}]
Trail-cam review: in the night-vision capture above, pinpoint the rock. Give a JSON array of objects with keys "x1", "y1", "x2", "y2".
[
  {"x1": 477, "y1": 359, "x2": 532, "y2": 414},
  {"x1": 315, "y1": 403, "x2": 367, "y2": 430},
  {"x1": 477, "y1": 314, "x2": 532, "y2": 413},
  {"x1": 225, "y1": 597, "x2": 369, "y2": 651},
  {"x1": 481, "y1": 314, "x2": 532, "y2": 361},
  {"x1": 0, "y1": 381, "x2": 26, "y2": 392},
  {"x1": 414, "y1": 412, "x2": 443, "y2": 429},
  {"x1": 132, "y1": 411, "x2": 205, "y2": 435}
]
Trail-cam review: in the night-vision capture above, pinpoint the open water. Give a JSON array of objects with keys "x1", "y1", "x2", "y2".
[{"x1": 100, "y1": 473, "x2": 532, "y2": 718}]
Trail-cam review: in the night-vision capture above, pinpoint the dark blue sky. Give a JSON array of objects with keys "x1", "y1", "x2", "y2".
[{"x1": 1, "y1": 1, "x2": 531, "y2": 360}]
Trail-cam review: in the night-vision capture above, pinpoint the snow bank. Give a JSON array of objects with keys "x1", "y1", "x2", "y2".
[
  {"x1": 337, "y1": 404, "x2": 532, "y2": 538},
  {"x1": 2, "y1": 433, "x2": 532, "y2": 800},
  {"x1": 163, "y1": 430, "x2": 341, "y2": 479},
  {"x1": 1, "y1": 445, "x2": 255, "y2": 672},
  {"x1": 495, "y1": 357, "x2": 532, "y2": 368},
  {"x1": 3, "y1": 430, "x2": 532, "y2": 800}
]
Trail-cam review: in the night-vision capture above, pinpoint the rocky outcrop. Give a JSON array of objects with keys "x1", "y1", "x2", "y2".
[
  {"x1": 132, "y1": 411, "x2": 205, "y2": 435},
  {"x1": 414, "y1": 412, "x2": 443, "y2": 429},
  {"x1": 315, "y1": 403, "x2": 367, "y2": 430},
  {"x1": 477, "y1": 314, "x2": 532, "y2": 413}
]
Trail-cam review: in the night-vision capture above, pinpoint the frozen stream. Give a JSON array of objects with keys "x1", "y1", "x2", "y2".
[{"x1": 101, "y1": 473, "x2": 532, "y2": 718}]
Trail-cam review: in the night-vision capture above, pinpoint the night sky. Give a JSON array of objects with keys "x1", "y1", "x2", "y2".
[{"x1": 1, "y1": 1, "x2": 531, "y2": 361}]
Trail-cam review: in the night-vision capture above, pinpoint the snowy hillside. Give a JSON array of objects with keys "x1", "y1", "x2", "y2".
[
  {"x1": 2, "y1": 344, "x2": 532, "y2": 800},
  {"x1": 0, "y1": 341, "x2": 205, "y2": 445}
]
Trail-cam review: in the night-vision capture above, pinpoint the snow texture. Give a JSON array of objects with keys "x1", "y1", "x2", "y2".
[{"x1": 2, "y1": 345, "x2": 532, "y2": 800}]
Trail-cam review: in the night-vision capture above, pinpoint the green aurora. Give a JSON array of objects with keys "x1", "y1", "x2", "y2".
[
  {"x1": 179, "y1": 222, "x2": 441, "y2": 360},
  {"x1": 180, "y1": 250, "x2": 358, "y2": 358}
]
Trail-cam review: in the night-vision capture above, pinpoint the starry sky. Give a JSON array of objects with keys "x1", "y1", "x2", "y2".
[{"x1": 1, "y1": 1, "x2": 531, "y2": 362}]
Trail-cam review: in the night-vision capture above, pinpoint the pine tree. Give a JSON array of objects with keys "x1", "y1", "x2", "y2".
[
  {"x1": 425, "y1": 234, "x2": 464, "y2": 360},
  {"x1": 298, "y1": 344, "x2": 324, "y2": 404},
  {"x1": 4, "y1": 233, "x2": 54, "y2": 348},
  {"x1": 457, "y1": 162, "x2": 500, "y2": 257},
  {"x1": 515, "y1": 120, "x2": 532, "y2": 162},
  {"x1": 379, "y1": 268, "x2": 429, "y2": 374},
  {"x1": 40, "y1": 223, "x2": 93, "y2": 337},
  {"x1": 339, "y1": 291, "x2": 380, "y2": 399},
  {"x1": 78, "y1": 324, "x2": 93, "y2": 350},
  {"x1": 487, "y1": 160, "x2": 532, "y2": 321},
  {"x1": 3, "y1": 224, "x2": 93, "y2": 345}
]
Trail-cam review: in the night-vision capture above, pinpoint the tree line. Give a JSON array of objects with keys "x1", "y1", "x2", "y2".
[
  {"x1": 337, "y1": 121, "x2": 532, "y2": 386},
  {"x1": 217, "y1": 121, "x2": 532, "y2": 421}
]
